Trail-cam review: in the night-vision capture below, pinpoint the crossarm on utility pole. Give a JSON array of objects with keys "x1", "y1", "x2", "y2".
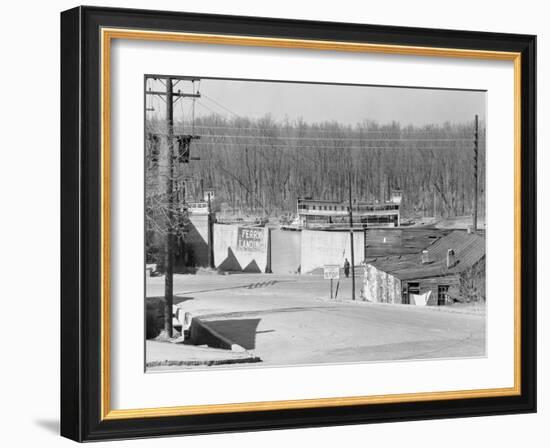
[{"x1": 146, "y1": 91, "x2": 201, "y2": 98}]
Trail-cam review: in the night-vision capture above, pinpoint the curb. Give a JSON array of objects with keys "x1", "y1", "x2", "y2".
[{"x1": 146, "y1": 355, "x2": 261, "y2": 368}]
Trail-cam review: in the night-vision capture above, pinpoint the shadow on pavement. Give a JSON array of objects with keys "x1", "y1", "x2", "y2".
[
  {"x1": 177, "y1": 279, "x2": 296, "y2": 295},
  {"x1": 173, "y1": 295, "x2": 194, "y2": 305},
  {"x1": 204, "y1": 318, "x2": 262, "y2": 350},
  {"x1": 146, "y1": 295, "x2": 194, "y2": 305}
]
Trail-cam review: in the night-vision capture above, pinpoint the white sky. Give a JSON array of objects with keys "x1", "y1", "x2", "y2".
[{"x1": 147, "y1": 77, "x2": 486, "y2": 127}]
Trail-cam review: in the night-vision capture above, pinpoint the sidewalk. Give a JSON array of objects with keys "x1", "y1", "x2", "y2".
[{"x1": 146, "y1": 340, "x2": 261, "y2": 371}]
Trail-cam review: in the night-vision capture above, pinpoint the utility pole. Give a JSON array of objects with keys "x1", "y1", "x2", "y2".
[
  {"x1": 163, "y1": 77, "x2": 175, "y2": 338},
  {"x1": 348, "y1": 171, "x2": 356, "y2": 301},
  {"x1": 363, "y1": 227, "x2": 367, "y2": 261},
  {"x1": 207, "y1": 191, "x2": 214, "y2": 269},
  {"x1": 473, "y1": 114, "x2": 479, "y2": 232},
  {"x1": 146, "y1": 76, "x2": 201, "y2": 338}
]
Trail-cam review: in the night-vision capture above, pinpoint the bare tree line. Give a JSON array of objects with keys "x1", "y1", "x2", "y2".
[{"x1": 146, "y1": 114, "x2": 486, "y2": 220}]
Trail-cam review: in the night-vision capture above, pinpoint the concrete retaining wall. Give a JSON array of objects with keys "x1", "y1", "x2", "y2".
[
  {"x1": 186, "y1": 215, "x2": 209, "y2": 266},
  {"x1": 213, "y1": 224, "x2": 269, "y2": 272},
  {"x1": 300, "y1": 230, "x2": 364, "y2": 274},
  {"x1": 270, "y1": 229, "x2": 302, "y2": 274}
]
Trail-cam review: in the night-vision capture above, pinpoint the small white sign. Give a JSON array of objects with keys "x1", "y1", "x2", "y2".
[
  {"x1": 323, "y1": 264, "x2": 340, "y2": 280},
  {"x1": 204, "y1": 190, "x2": 215, "y2": 202}
]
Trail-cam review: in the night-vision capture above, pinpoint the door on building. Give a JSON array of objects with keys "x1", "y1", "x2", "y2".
[
  {"x1": 404, "y1": 282, "x2": 420, "y2": 305},
  {"x1": 437, "y1": 285, "x2": 449, "y2": 305}
]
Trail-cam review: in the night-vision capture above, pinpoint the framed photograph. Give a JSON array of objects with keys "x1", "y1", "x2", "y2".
[{"x1": 60, "y1": 6, "x2": 536, "y2": 441}]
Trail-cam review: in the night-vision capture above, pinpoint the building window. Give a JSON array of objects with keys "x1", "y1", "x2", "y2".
[
  {"x1": 438, "y1": 285, "x2": 449, "y2": 306},
  {"x1": 407, "y1": 282, "x2": 420, "y2": 294}
]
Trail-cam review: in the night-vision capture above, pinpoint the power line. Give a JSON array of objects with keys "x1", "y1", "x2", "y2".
[
  {"x1": 190, "y1": 142, "x2": 477, "y2": 150},
  {"x1": 193, "y1": 135, "x2": 478, "y2": 142},
  {"x1": 195, "y1": 101, "x2": 223, "y2": 117},
  {"x1": 189, "y1": 94, "x2": 485, "y2": 138},
  {"x1": 172, "y1": 123, "x2": 485, "y2": 136},
  {"x1": 202, "y1": 94, "x2": 241, "y2": 118}
]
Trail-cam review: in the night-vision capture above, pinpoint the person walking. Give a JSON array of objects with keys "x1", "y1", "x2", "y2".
[{"x1": 344, "y1": 258, "x2": 350, "y2": 278}]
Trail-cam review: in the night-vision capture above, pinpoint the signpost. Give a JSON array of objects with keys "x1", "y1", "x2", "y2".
[
  {"x1": 204, "y1": 189, "x2": 215, "y2": 202},
  {"x1": 323, "y1": 264, "x2": 340, "y2": 299}
]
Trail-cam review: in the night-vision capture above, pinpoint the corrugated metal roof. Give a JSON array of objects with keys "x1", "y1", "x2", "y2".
[{"x1": 368, "y1": 230, "x2": 485, "y2": 281}]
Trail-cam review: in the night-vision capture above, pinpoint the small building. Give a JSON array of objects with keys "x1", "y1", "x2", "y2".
[
  {"x1": 363, "y1": 230, "x2": 485, "y2": 305},
  {"x1": 296, "y1": 192, "x2": 401, "y2": 229}
]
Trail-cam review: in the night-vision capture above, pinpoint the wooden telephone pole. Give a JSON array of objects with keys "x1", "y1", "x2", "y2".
[
  {"x1": 146, "y1": 76, "x2": 201, "y2": 337},
  {"x1": 207, "y1": 191, "x2": 214, "y2": 269},
  {"x1": 348, "y1": 171, "x2": 356, "y2": 301},
  {"x1": 164, "y1": 77, "x2": 175, "y2": 337},
  {"x1": 473, "y1": 114, "x2": 479, "y2": 232}
]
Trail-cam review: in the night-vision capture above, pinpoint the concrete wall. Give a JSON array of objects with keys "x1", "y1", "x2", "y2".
[
  {"x1": 186, "y1": 215, "x2": 209, "y2": 267},
  {"x1": 213, "y1": 224, "x2": 269, "y2": 272},
  {"x1": 270, "y1": 229, "x2": 302, "y2": 274},
  {"x1": 300, "y1": 230, "x2": 364, "y2": 274},
  {"x1": 363, "y1": 264, "x2": 402, "y2": 303}
]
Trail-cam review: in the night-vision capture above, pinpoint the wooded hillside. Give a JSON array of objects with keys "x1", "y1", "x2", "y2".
[{"x1": 146, "y1": 115, "x2": 486, "y2": 220}]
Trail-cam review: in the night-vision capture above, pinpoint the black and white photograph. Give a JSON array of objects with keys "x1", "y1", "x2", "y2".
[
  {"x1": 0, "y1": 0, "x2": 542, "y2": 444},
  {"x1": 144, "y1": 76, "x2": 487, "y2": 371}
]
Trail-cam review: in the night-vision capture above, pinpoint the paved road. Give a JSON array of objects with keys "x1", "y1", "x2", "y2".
[{"x1": 146, "y1": 273, "x2": 485, "y2": 367}]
